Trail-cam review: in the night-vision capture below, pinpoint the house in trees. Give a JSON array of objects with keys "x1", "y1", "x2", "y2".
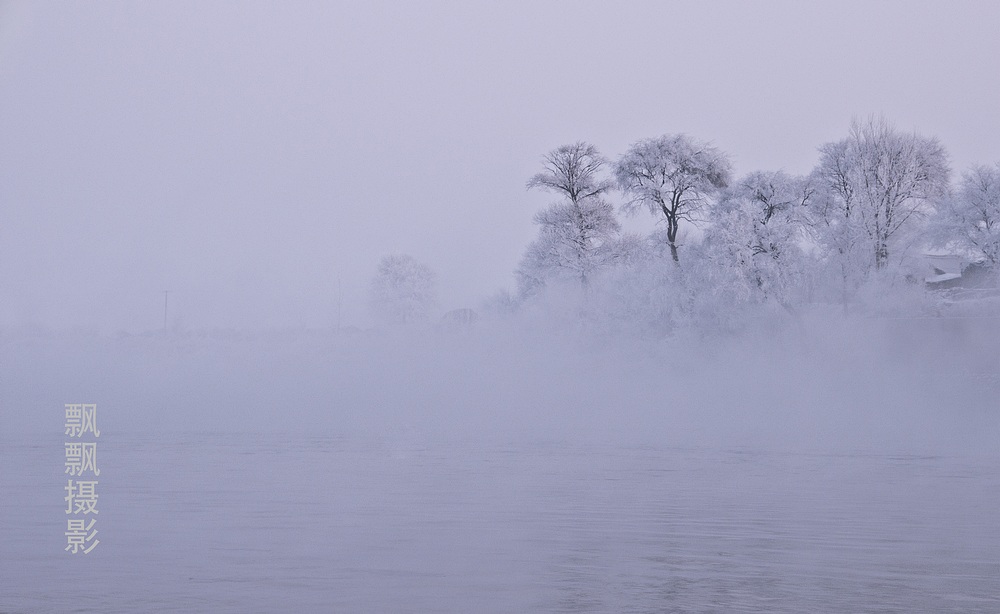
[{"x1": 922, "y1": 252, "x2": 997, "y2": 290}]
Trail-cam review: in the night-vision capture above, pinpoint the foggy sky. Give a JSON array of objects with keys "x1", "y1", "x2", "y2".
[{"x1": 2, "y1": 1, "x2": 999, "y2": 331}]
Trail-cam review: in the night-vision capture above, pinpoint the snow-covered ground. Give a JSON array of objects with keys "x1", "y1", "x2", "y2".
[{"x1": 2, "y1": 316, "x2": 999, "y2": 612}]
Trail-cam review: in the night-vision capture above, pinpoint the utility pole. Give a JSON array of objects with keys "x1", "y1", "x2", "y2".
[{"x1": 163, "y1": 290, "x2": 169, "y2": 331}]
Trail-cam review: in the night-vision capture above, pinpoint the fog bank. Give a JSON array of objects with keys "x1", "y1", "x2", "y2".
[{"x1": 4, "y1": 314, "x2": 997, "y2": 457}]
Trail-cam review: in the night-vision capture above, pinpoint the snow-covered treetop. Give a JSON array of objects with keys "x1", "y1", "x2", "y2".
[
  {"x1": 527, "y1": 141, "x2": 614, "y2": 205},
  {"x1": 614, "y1": 134, "x2": 732, "y2": 220}
]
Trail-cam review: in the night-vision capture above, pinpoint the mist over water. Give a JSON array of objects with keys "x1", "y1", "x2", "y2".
[
  {"x1": 2, "y1": 313, "x2": 1000, "y2": 612},
  {"x1": 4, "y1": 2, "x2": 1000, "y2": 610},
  {"x1": 4, "y1": 312, "x2": 997, "y2": 452}
]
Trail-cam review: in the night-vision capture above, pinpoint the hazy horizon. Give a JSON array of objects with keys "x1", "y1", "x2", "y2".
[{"x1": 3, "y1": 1, "x2": 1000, "y2": 332}]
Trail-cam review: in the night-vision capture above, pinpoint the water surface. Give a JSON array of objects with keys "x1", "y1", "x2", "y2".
[{"x1": 3, "y1": 432, "x2": 999, "y2": 613}]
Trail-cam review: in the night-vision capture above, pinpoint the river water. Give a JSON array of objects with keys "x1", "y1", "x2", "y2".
[{"x1": 3, "y1": 431, "x2": 999, "y2": 613}]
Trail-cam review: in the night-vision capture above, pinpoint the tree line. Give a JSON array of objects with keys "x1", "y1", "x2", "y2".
[
  {"x1": 514, "y1": 116, "x2": 1000, "y2": 330},
  {"x1": 366, "y1": 116, "x2": 999, "y2": 331}
]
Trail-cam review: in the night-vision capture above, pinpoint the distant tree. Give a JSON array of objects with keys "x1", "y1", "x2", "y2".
[
  {"x1": 929, "y1": 162, "x2": 1000, "y2": 266},
  {"x1": 517, "y1": 142, "x2": 621, "y2": 294},
  {"x1": 704, "y1": 171, "x2": 814, "y2": 308},
  {"x1": 527, "y1": 141, "x2": 614, "y2": 207},
  {"x1": 614, "y1": 134, "x2": 732, "y2": 263},
  {"x1": 368, "y1": 254, "x2": 436, "y2": 326},
  {"x1": 814, "y1": 117, "x2": 950, "y2": 272}
]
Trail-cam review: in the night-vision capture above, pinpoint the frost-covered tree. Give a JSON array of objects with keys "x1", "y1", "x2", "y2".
[
  {"x1": 517, "y1": 142, "x2": 621, "y2": 294},
  {"x1": 814, "y1": 117, "x2": 949, "y2": 272},
  {"x1": 584, "y1": 233, "x2": 686, "y2": 335},
  {"x1": 527, "y1": 141, "x2": 614, "y2": 207},
  {"x1": 703, "y1": 171, "x2": 814, "y2": 308},
  {"x1": 368, "y1": 254, "x2": 436, "y2": 326},
  {"x1": 809, "y1": 140, "x2": 872, "y2": 305},
  {"x1": 929, "y1": 162, "x2": 1000, "y2": 266},
  {"x1": 615, "y1": 134, "x2": 732, "y2": 263}
]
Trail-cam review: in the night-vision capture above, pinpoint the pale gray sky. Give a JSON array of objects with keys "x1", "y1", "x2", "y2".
[{"x1": 2, "y1": 0, "x2": 998, "y2": 331}]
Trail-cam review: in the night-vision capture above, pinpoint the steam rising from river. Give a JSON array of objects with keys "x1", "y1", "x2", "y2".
[{"x1": 4, "y1": 312, "x2": 997, "y2": 457}]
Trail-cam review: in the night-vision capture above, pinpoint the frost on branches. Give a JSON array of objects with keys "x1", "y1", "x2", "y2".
[
  {"x1": 703, "y1": 171, "x2": 814, "y2": 309},
  {"x1": 368, "y1": 254, "x2": 437, "y2": 327},
  {"x1": 615, "y1": 134, "x2": 732, "y2": 264},
  {"x1": 814, "y1": 116, "x2": 949, "y2": 274},
  {"x1": 517, "y1": 142, "x2": 622, "y2": 296},
  {"x1": 930, "y1": 162, "x2": 1000, "y2": 268},
  {"x1": 506, "y1": 119, "x2": 998, "y2": 334}
]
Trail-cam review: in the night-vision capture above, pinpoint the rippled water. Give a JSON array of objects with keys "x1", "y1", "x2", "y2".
[{"x1": 3, "y1": 432, "x2": 999, "y2": 613}]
